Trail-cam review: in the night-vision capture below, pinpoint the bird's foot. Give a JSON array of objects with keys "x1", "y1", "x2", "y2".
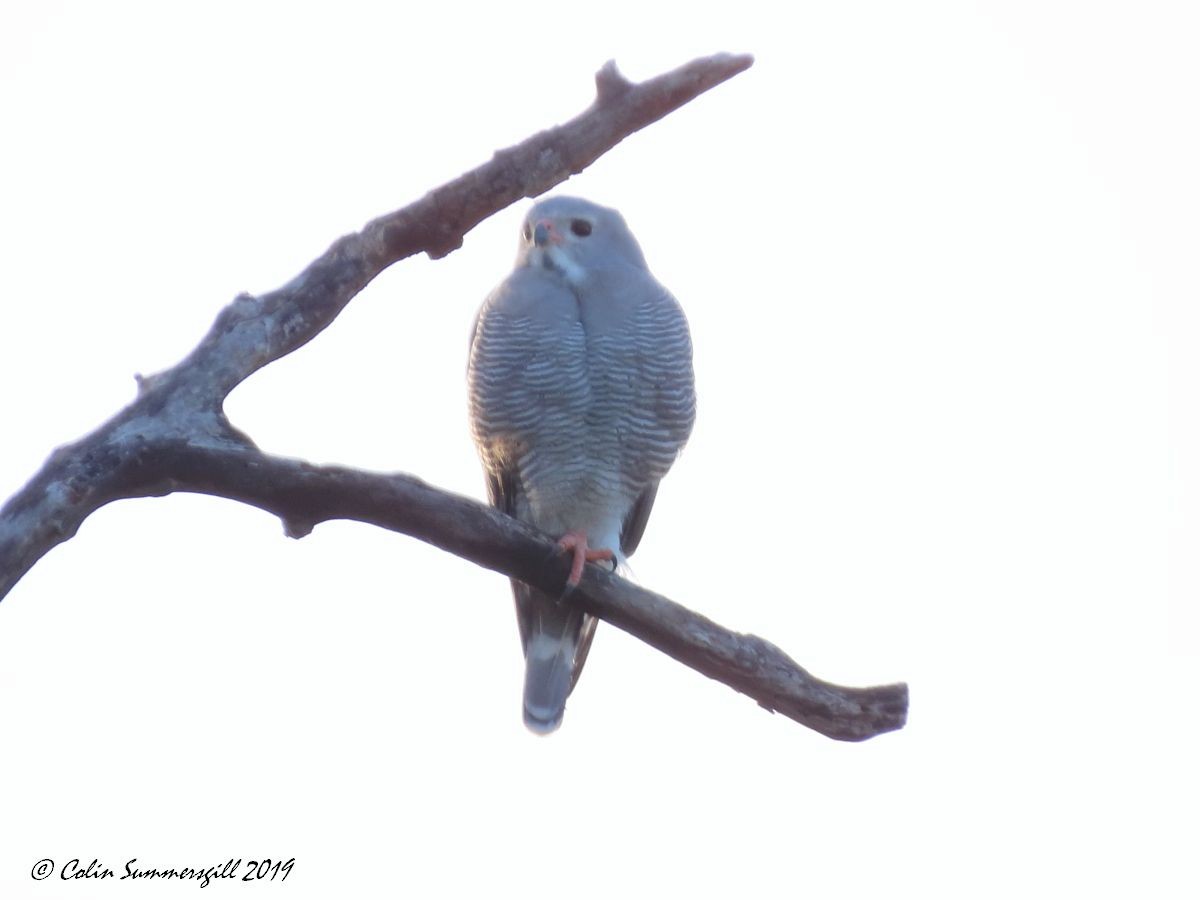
[{"x1": 555, "y1": 530, "x2": 614, "y2": 591}]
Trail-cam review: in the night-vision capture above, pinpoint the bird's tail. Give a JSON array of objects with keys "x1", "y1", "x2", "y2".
[{"x1": 515, "y1": 582, "x2": 596, "y2": 734}]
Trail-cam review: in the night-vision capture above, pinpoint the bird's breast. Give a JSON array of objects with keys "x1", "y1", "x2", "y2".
[{"x1": 469, "y1": 282, "x2": 694, "y2": 536}]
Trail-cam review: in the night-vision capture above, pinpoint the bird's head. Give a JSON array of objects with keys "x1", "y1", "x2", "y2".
[{"x1": 517, "y1": 196, "x2": 648, "y2": 284}]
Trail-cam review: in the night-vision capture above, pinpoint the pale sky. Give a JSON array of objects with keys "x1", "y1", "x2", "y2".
[{"x1": 1, "y1": 1, "x2": 1197, "y2": 897}]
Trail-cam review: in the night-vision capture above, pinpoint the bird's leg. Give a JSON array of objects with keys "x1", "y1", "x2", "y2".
[{"x1": 556, "y1": 530, "x2": 614, "y2": 590}]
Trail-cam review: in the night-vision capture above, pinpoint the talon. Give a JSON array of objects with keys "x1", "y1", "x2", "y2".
[{"x1": 555, "y1": 530, "x2": 614, "y2": 590}]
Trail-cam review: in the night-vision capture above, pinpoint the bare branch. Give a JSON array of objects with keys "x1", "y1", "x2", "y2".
[
  {"x1": 155, "y1": 52, "x2": 757, "y2": 405},
  {"x1": 22, "y1": 439, "x2": 908, "y2": 740},
  {"x1": 0, "y1": 52, "x2": 909, "y2": 740}
]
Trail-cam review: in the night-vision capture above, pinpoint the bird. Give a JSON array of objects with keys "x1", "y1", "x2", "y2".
[{"x1": 467, "y1": 195, "x2": 696, "y2": 734}]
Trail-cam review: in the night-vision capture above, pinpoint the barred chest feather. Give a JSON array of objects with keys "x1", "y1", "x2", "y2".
[{"x1": 468, "y1": 289, "x2": 694, "y2": 536}]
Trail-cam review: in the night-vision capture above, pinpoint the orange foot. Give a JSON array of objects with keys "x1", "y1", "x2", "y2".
[{"x1": 556, "y1": 530, "x2": 614, "y2": 588}]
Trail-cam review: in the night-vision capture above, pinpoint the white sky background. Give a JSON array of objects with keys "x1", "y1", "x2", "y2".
[{"x1": 1, "y1": 1, "x2": 1197, "y2": 896}]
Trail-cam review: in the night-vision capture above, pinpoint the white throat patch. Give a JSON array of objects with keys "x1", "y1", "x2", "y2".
[{"x1": 541, "y1": 245, "x2": 588, "y2": 285}]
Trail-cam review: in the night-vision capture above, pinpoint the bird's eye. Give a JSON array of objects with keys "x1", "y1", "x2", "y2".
[
  {"x1": 570, "y1": 219, "x2": 592, "y2": 237},
  {"x1": 522, "y1": 223, "x2": 533, "y2": 241}
]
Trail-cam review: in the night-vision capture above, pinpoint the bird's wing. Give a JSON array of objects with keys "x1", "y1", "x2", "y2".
[
  {"x1": 596, "y1": 274, "x2": 694, "y2": 560},
  {"x1": 620, "y1": 483, "x2": 659, "y2": 558}
]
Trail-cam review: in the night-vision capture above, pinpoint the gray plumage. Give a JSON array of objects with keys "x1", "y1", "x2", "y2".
[{"x1": 467, "y1": 196, "x2": 696, "y2": 733}]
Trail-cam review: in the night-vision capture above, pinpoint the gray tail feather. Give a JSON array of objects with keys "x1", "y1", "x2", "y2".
[
  {"x1": 514, "y1": 581, "x2": 596, "y2": 734},
  {"x1": 523, "y1": 633, "x2": 575, "y2": 734}
]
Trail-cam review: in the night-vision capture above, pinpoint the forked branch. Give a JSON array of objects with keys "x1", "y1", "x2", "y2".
[{"x1": 0, "y1": 52, "x2": 907, "y2": 740}]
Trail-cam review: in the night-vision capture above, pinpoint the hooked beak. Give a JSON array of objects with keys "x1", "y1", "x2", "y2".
[{"x1": 533, "y1": 220, "x2": 560, "y2": 247}]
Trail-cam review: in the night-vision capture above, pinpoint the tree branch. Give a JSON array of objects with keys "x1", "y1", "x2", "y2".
[{"x1": 0, "y1": 52, "x2": 908, "y2": 740}]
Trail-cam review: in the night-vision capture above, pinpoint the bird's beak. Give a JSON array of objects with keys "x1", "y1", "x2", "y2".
[{"x1": 533, "y1": 220, "x2": 559, "y2": 247}]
